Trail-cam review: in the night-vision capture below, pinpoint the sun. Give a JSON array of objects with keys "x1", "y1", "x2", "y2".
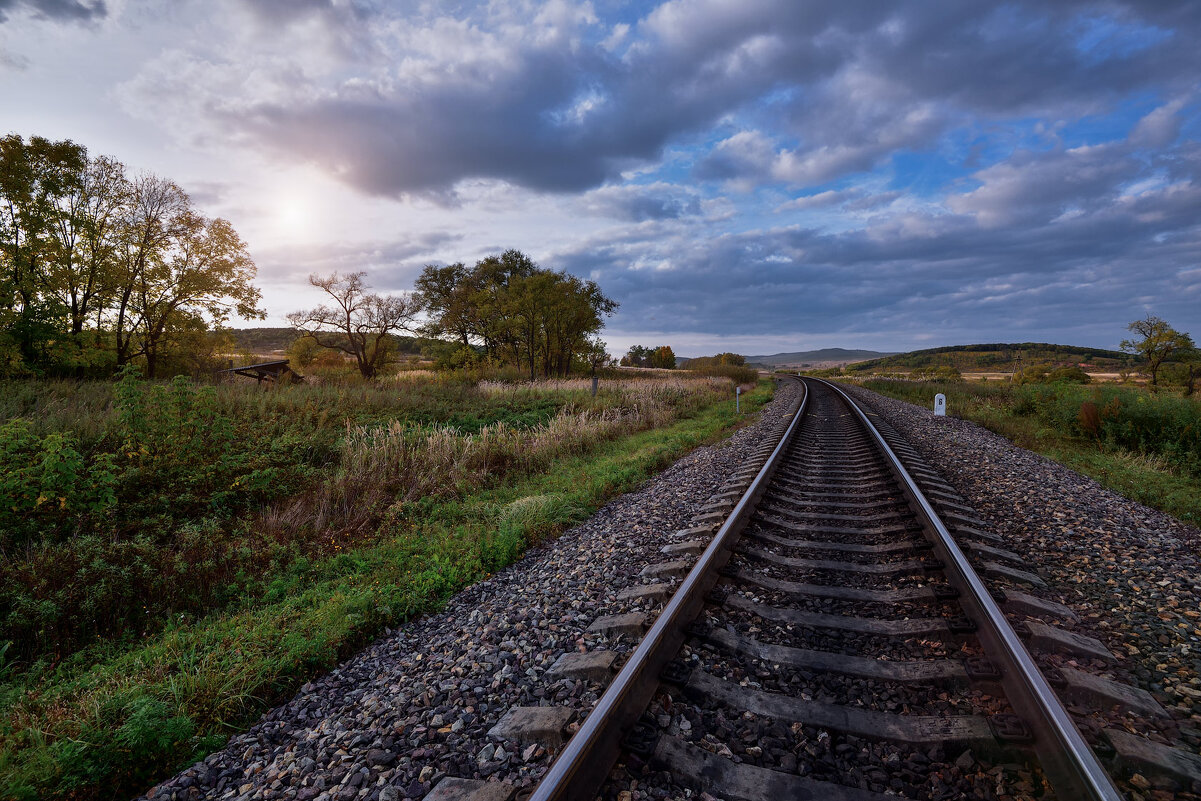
[{"x1": 275, "y1": 196, "x2": 309, "y2": 233}]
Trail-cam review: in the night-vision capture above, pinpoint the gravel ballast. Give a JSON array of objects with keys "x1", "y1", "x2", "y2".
[{"x1": 140, "y1": 383, "x2": 803, "y2": 801}]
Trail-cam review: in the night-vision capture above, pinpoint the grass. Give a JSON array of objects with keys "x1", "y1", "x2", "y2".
[
  {"x1": 0, "y1": 377, "x2": 773, "y2": 800},
  {"x1": 1, "y1": 369, "x2": 728, "y2": 663},
  {"x1": 852, "y1": 378, "x2": 1201, "y2": 525}
]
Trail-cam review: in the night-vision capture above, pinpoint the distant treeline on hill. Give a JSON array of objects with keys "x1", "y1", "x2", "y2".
[
  {"x1": 845, "y1": 342, "x2": 1131, "y2": 373},
  {"x1": 230, "y1": 328, "x2": 436, "y2": 358},
  {"x1": 746, "y1": 348, "x2": 897, "y2": 367}
]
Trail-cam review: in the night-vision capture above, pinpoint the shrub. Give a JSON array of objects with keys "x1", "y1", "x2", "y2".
[
  {"x1": 0, "y1": 419, "x2": 117, "y2": 551},
  {"x1": 911, "y1": 365, "x2": 962, "y2": 381},
  {"x1": 1048, "y1": 366, "x2": 1091, "y2": 384},
  {"x1": 1013, "y1": 364, "x2": 1051, "y2": 385},
  {"x1": 686, "y1": 363, "x2": 759, "y2": 384},
  {"x1": 1013, "y1": 384, "x2": 1201, "y2": 475}
]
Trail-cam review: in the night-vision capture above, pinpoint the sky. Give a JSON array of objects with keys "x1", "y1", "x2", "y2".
[{"x1": 2, "y1": 0, "x2": 1199, "y2": 358}]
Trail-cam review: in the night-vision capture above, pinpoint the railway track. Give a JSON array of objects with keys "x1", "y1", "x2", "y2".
[{"x1": 523, "y1": 377, "x2": 1124, "y2": 801}]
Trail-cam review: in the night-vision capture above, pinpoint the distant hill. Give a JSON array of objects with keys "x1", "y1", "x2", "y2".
[
  {"x1": 844, "y1": 342, "x2": 1131, "y2": 374},
  {"x1": 229, "y1": 327, "x2": 442, "y2": 358},
  {"x1": 745, "y1": 348, "x2": 898, "y2": 368},
  {"x1": 229, "y1": 327, "x2": 296, "y2": 355}
]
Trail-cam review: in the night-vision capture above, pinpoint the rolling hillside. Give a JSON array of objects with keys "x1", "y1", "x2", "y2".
[
  {"x1": 843, "y1": 342, "x2": 1130, "y2": 374},
  {"x1": 746, "y1": 348, "x2": 898, "y2": 368}
]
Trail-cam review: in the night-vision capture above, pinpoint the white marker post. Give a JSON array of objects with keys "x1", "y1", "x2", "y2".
[
  {"x1": 736, "y1": 385, "x2": 741, "y2": 414},
  {"x1": 934, "y1": 393, "x2": 946, "y2": 416}
]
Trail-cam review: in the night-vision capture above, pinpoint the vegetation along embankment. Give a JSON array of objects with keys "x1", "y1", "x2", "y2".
[{"x1": 0, "y1": 368, "x2": 772, "y2": 799}]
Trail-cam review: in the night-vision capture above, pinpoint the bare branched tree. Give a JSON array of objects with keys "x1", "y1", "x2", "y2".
[{"x1": 287, "y1": 271, "x2": 421, "y2": 379}]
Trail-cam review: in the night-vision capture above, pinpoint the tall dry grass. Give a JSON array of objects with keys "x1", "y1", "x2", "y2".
[
  {"x1": 257, "y1": 375, "x2": 729, "y2": 544},
  {"x1": 476, "y1": 374, "x2": 728, "y2": 396}
]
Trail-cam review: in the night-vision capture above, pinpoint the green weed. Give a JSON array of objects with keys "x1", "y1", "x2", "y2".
[
  {"x1": 856, "y1": 378, "x2": 1201, "y2": 524},
  {"x1": 0, "y1": 377, "x2": 770, "y2": 800}
]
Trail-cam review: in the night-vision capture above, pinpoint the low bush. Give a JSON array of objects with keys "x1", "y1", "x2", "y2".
[
  {"x1": 910, "y1": 365, "x2": 962, "y2": 381},
  {"x1": 686, "y1": 363, "x2": 759, "y2": 385}
]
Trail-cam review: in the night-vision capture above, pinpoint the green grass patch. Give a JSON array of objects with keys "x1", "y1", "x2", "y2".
[
  {"x1": 0, "y1": 380, "x2": 772, "y2": 801},
  {"x1": 855, "y1": 378, "x2": 1201, "y2": 525},
  {"x1": 0, "y1": 370, "x2": 719, "y2": 664}
]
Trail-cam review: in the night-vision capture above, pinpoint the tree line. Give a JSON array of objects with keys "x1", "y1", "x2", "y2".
[
  {"x1": 0, "y1": 134, "x2": 264, "y2": 378},
  {"x1": 620, "y1": 344, "x2": 676, "y2": 369},
  {"x1": 290, "y1": 250, "x2": 619, "y2": 379},
  {"x1": 2, "y1": 135, "x2": 622, "y2": 384}
]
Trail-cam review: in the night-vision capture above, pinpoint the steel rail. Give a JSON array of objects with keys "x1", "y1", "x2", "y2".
[
  {"x1": 818, "y1": 378, "x2": 1123, "y2": 801},
  {"x1": 526, "y1": 377, "x2": 809, "y2": 801}
]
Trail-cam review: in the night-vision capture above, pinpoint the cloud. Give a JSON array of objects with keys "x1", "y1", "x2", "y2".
[
  {"x1": 255, "y1": 231, "x2": 463, "y2": 287},
  {"x1": 948, "y1": 143, "x2": 1140, "y2": 227},
  {"x1": 578, "y1": 183, "x2": 702, "y2": 221},
  {"x1": 777, "y1": 190, "x2": 854, "y2": 211},
  {"x1": 115, "y1": 0, "x2": 1201, "y2": 201},
  {"x1": 51, "y1": 0, "x2": 1200, "y2": 352},
  {"x1": 692, "y1": 131, "x2": 776, "y2": 185},
  {"x1": 775, "y1": 189, "x2": 901, "y2": 212},
  {"x1": 553, "y1": 133, "x2": 1201, "y2": 348},
  {"x1": 1129, "y1": 97, "x2": 1188, "y2": 149},
  {"x1": 235, "y1": 0, "x2": 338, "y2": 24},
  {"x1": 0, "y1": 0, "x2": 105, "y2": 22}
]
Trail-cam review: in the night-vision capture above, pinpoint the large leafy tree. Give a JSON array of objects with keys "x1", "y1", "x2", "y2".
[
  {"x1": 112, "y1": 174, "x2": 191, "y2": 369},
  {"x1": 1121, "y1": 315, "x2": 1194, "y2": 388},
  {"x1": 416, "y1": 250, "x2": 616, "y2": 378},
  {"x1": 287, "y1": 271, "x2": 422, "y2": 379},
  {"x1": 135, "y1": 213, "x2": 264, "y2": 377},
  {"x1": 47, "y1": 155, "x2": 129, "y2": 357},
  {"x1": 650, "y1": 345, "x2": 676, "y2": 369},
  {"x1": 414, "y1": 261, "x2": 477, "y2": 348},
  {"x1": 621, "y1": 344, "x2": 677, "y2": 368},
  {"x1": 0, "y1": 134, "x2": 86, "y2": 369}
]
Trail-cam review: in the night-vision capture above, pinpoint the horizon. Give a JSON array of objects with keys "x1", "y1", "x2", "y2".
[
  {"x1": 225, "y1": 324, "x2": 1131, "y2": 362},
  {"x1": 3, "y1": 1, "x2": 1198, "y2": 355}
]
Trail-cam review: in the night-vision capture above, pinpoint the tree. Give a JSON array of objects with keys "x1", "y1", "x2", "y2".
[
  {"x1": 0, "y1": 134, "x2": 266, "y2": 378},
  {"x1": 287, "y1": 271, "x2": 422, "y2": 379},
  {"x1": 1120, "y1": 316, "x2": 1194, "y2": 388},
  {"x1": 133, "y1": 213, "x2": 265, "y2": 378},
  {"x1": 622, "y1": 345, "x2": 676, "y2": 368},
  {"x1": 0, "y1": 134, "x2": 86, "y2": 370},
  {"x1": 44, "y1": 156, "x2": 126, "y2": 333},
  {"x1": 621, "y1": 345, "x2": 652, "y2": 367},
  {"x1": 650, "y1": 345, "x2": 676, "y2": 369},
  {"x1": 686, "y1": 353, "x2": 747, "y2": 370},
  {"x1": 111, "y1": 175, "x2": 191, "y2": 369},
  {"x1": 1163, "y1": 345, "x2": 1201, "y2": 397},
  {"x1": 414, "y1": 261, "x2": 476, "y2": 348},
  {"x1": 415, "y1": 251, "x2": 616, "y2": 377},
  {"x1": 582, "y1": 337, "x2": 611, "y2": 374}
]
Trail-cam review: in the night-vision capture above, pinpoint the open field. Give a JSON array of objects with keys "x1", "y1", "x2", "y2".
[
  {"x1": 0, "y1": 370, "x2": 772, "y2": 800},
  {"x1": 958, "y1": 371, "x2": 1139, "y2": 383},
  {"x1": 847, "y1": 377, "x2": 1201, "y2": 525}
]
